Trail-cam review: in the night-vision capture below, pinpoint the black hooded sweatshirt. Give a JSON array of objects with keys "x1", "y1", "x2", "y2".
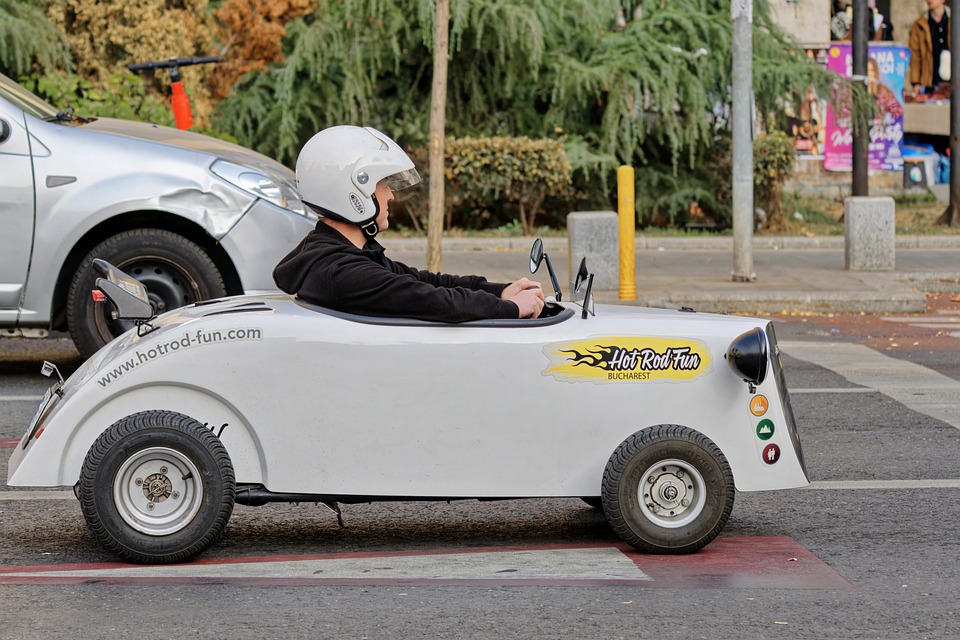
[{"x1": 272, "y1": 222, "x2": 520, "y2": 322}]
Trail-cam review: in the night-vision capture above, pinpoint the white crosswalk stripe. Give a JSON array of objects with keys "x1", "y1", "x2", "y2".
[
  {"x1": 0, "y1": 547, "x2": 651, "y2": 582},
  {"x1": 781, "y1": 341, "x2": 960, "y2": 431}
]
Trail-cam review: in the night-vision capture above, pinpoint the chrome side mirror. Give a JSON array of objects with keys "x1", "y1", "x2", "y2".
[
  {"x1": 573, "y1": 257, "x2": 588, "y2": 294},
  {"x1": 529, "y1": 238, "x2": 544, "y2": 274},
  {"x1": 529, "y1": 239, "x2": 561, "y2": 302}
]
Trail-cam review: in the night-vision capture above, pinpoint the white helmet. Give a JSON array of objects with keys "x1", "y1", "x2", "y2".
[{"x1": 296, "y1": 125, "x2": 421, "y2": 236}]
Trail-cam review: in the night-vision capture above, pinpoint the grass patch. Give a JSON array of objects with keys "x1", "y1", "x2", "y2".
[{"x1": 762, "y1": 193, "x2": 957, "y2": 237}]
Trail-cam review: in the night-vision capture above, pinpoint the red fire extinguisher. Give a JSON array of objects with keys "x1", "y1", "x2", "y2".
[{"x1": 128, "y1": 56, "x2": 220, "y2": 130}]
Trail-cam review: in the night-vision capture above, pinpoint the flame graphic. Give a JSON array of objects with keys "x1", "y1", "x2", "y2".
[{"x1": 559, "y1": 345, "x2": 617, "y2": 370}]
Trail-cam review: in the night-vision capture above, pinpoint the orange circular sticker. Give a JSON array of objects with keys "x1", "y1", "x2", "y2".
[{"x1": 749, "y1": 394, "x2": 769, "y2": 417}]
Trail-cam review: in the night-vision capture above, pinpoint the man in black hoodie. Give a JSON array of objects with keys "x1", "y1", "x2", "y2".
[{"x1": 273, "y1": 126, "x2": 545, "y2": 322}]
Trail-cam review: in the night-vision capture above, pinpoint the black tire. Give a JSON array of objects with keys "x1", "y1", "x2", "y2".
[
  {"x1": 602, "y1": 425, "x2": 734, "y2": 554},
  {"x1": 66, "y1": 229, "x2": 226, "y2": 358},
  {"x1": 78, "y1": 411, "x2": 236, "y2": 564}
]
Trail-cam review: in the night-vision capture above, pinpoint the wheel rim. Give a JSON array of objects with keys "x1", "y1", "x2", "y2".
[
  {"x1": 125, "y1": 260, "x2": 197, "y2": 313},
  {"x1": 637, "y1": 458, "x2": 707, "y2": 528},
  {"x1": 113, "y1": 446, "x2": 204, "y2": 536}
]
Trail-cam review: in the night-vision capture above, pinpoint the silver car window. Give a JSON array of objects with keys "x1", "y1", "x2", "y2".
[{"x1": 0, "y1": 73, "x2": 58, "y2": 120}]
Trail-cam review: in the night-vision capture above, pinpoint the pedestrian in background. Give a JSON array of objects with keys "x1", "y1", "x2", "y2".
[{"x1": 909, "y1": 0, "x2": 951, "y2": 96}]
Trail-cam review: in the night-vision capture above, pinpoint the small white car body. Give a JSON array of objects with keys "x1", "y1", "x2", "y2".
[{"x1": 8, "y1": 247, "x2": 808, "y2": 563}]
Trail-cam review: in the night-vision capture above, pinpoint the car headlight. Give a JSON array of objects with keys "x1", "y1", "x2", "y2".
[
  {"x1": 211, "y1": 159, "x2": 309, "y2": 216},
  {"x1": 725, "y1": 327, "x2": 768, "y2": 388}
]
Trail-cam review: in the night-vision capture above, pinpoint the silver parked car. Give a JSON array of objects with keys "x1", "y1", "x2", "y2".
[{"x1": 0, "y1": 72, "x2": 316, "y2": 358}]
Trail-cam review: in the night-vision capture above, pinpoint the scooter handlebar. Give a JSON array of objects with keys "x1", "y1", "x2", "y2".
[{"x1": 127, "y1": 56, "x2": 220, "y2": 72}]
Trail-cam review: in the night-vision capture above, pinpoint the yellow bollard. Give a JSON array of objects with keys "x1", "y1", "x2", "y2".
[{"x1": 617, "y1": 165, "x2": 636, "y2": 300}]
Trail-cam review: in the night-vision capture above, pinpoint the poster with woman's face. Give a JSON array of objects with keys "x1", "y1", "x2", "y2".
[{"x1": 824, "y1": 43, "x2": 910, "y2": 172}]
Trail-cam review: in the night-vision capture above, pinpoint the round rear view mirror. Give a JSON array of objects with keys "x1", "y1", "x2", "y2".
[
  {"x1": 0, "y1": 120, "x2": 10, "y2": 144},
  {"x1": 529, "y1": 238, "x2": 543, "y2": 273}
]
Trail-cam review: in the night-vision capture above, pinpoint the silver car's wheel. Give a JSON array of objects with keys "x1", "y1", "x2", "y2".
[
  {"x1": 66, "y1": 229, "x2": 226, "y2": 359},
  {"x1": 602, "y1": 425, "x2": 734, "y2": 554},
  {"x1": 79, "y1": 411, "x2": 235, "y2": 564}
]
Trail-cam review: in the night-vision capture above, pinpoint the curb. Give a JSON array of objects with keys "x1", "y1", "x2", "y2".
[
  {"x1": 376, "y1": 234, "x2": 960, "y2": 315},
  {"x1": 383, "y1": 234, "x2": 960, "y2": 252},
  {"x1": 596, "y1": 289, "x2": 928, "y2": 315}
]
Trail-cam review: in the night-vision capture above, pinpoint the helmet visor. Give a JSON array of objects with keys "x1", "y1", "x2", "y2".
[{"x1": 385, "y1": 168, "x2": 422, "y2": 191}]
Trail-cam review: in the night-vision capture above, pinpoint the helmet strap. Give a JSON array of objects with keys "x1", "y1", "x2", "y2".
[
  {"x1": 304, "y1": 198, "x2": 380, "y2": 237},
  {"x1": 361, "y1": 191, "x2": 383, "y2": 238},
  {"x1": 360, "y1": 220, "x2": 380, "y2": 238}
]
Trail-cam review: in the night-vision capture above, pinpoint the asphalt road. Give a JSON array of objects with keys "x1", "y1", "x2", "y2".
[{"x1": 0, "y1": 309, "x2": 958, "y2": 639}]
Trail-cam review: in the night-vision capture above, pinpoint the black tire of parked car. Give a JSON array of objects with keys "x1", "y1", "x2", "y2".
[
  {"x1": 602, "y1": 424, "x2": 734, "y2": 554},
  {"x1": 78, "y1": 410, "x2": 236, "y2": 564},
  {"x1": 66, "y1": 229, "x2": 227, "y2": 358}
]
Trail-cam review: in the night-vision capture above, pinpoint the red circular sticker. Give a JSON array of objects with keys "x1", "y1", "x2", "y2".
[{"x1": 762, "y1": 444, "x2": 781, "y2": 465}]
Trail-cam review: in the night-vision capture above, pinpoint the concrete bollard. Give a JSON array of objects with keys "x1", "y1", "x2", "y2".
[
  {"x1": 567, "y1": 211, "x2": 619, "y2": 290},
  {"x1": 844, "y1": 197, "x2": 896, "y2": 271}
]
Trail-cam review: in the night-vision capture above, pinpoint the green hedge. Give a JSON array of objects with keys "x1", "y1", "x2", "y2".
[{"x1": 396, "y1": 136, "x2": 572, "y2": 235}]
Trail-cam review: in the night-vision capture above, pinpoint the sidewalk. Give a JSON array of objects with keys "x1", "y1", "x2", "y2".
[{"x1": 385, "y1": 235, "x2": 960, "y2": 315}]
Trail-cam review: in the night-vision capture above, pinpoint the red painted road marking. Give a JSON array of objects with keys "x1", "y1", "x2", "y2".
[
  {"x1": 629, "y1": 536, "x2": 850, "y2": 590},
  {"x1": 0, "y1": 537, "x2": 851, "y2": 589},
  {"x1": 0, "y1": 439, "x2": 21, "y2": 449}
]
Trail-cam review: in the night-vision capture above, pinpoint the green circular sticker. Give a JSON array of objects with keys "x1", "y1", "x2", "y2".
[{"x1": 756, "y1": 419, "x2": 775, "y2": 441}]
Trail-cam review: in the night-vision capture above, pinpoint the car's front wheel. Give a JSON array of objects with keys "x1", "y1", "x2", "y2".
[
  {"x1": 78, "y1": 411, "x2": 236, "y2": 564},
  {"x1": 66, "y1": 229, "x2": 227, "y2": 358},
  {"x1": 602, "y1": 425, "x2": 734, "y2": 554}
]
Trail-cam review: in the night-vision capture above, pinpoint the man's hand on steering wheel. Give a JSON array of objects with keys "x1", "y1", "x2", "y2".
[{"x1": 502, "y1": 277, "x2": 545, "y2": 318}]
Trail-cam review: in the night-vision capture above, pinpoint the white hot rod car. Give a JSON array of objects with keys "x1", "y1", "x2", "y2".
[{"x1": 7, "y1": 241, "x2": 809, "y2": 563}]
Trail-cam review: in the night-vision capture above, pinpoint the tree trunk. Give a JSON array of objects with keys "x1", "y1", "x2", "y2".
[
  {"x1": 936, "y1": 204, "x2": 956, "y2": 226},
  {"x1": 938, "y1": 0, "x2": 959, "y2": 227},
  {"x1": 523, "y1": 191, "x2": 546, "y2": 236},
  {"x1": 426, "y1": 0, "x2": 450, "y2": 272}
]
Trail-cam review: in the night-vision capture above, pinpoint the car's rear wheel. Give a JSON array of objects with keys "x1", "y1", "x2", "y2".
[
  {"x1": 78, "y1": 410, "x2": 235, "y2": 564},
  {"x1": 66, "y1": 229, "x2": 226, "y2": 358},
  {"x1": 602, "y1": 425, "x2": 734, "y2": 554}
]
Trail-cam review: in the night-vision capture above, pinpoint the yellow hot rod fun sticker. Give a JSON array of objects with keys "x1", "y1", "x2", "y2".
[{"x1": 542, "y1": 337, "x2": 712, "y2": 383}]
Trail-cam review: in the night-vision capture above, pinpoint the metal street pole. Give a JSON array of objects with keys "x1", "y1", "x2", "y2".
[
  {"x1": 731, "y1": 0, "x2": 754, "y2": 282},
  {"x1": 939, "y1": 0, "x2": 959, "y2": 225},
  {"x1": 851, "y1": 0, "x2": 868, "y2": 196}
]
